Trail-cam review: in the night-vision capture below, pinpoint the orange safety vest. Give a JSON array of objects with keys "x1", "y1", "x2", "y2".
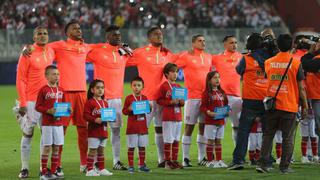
[
  {"x1": 305, "y1": 54, "x2": 320, "y2": 99},
  {"x1": 242, "y1": 54, "x2": 268, "y2": 100},
  {"x1": 265, "y1": 52, "x2": 301, "y2": 113}
]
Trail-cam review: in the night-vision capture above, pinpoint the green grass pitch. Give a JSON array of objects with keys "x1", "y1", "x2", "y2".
[{"x1": 0, "y1": 84, "x2": 319, "y2": 180}]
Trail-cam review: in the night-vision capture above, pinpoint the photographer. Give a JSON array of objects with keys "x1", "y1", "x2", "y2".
[
  {"x1": 257, "y1": 34, "x2": 308, "y2": 174},
  {"x1": 301, "y1": 36, "x2": 320, "y2": 73},
  {"x1": 228, "y1": 33, "x2": 270, "y2": 170}
]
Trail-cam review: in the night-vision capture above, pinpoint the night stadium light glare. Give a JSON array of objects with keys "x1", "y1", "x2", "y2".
[
  {"x1": 32, "y1": 8, "x2": 35, "y2": 12},
  {"x1": 160, "y1": 24, "x2": 165, "y2": 29},
  {"x1": 147, "y1": 14, "x2": 152, "y2": 19},
  {"x1": 58, "y1": 7, "x2": 62, "y2": 12},
  {"x1": 139, "y1": 7, "x2": 144, "y2": 11},
  {"x1": 129, "y1": 0, "x2": 135, "y2": 3}
]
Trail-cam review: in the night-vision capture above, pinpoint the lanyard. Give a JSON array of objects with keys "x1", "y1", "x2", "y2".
[
  {"x1": 93, "y1": 97, "x2": 106, "y2": 109},
  {"x1": 167, "y1": 81, "x2": 173, "y2": 90},
  {"x1": 213, "y1": 89, "x2": 224, "y2": 106},
  {"x1": 133, "y1": 94, "x2": 142, "y2": 101},
  {"x1": 48, "y1": 84, "x2": 59, "y2": 103}
]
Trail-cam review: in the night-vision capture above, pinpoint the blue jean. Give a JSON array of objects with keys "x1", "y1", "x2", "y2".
[{"x1": 232, "y1": 107, "x2": 265, "y2": 164}]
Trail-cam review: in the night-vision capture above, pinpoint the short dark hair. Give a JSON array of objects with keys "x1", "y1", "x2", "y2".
[
  {"x1": 64, "y1": 19, "x2": 79, "y2": 34},
  {"x1": 223, "y1": 35, "x2": 235, "y2": 42},
  {"x1": 147, "y1": 26, "x2": 161, "y2": 37},
  {"x1": 192, "y1": 34, "x2": 204, "y2": 43},
  {"x1": 45, "y1": 65, "x2": 58, "y2": 75},
  {"x1": 33, "y1": 26, "x2": 47, "y2": 35},
  {"x1": 105, "y1": 25, "x2": 120, "y2": 33},
  {"x1": 246, "y1": 32, "x2": 263, "y2": 51},
  {"x1": 131, "y1": 76, "x2": 144, "y2": 86},
  {"x1": 277, "y1": 34, "x2": 292, "y2": 52},
  {"x1": 163, "y1": 63, "x2": 178, "y2": 78}
]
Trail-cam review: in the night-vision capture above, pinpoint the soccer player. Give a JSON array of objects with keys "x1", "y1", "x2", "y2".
[
  {"x1": 122, "y1": 77, "x2": 151, "y2": 173},
  {"x1": 157, "y1": 63, "x2": 184, "y2": 169},
  {"x1": 87, "y1": 25, "x2": 130, "y2": 170},
  {"x1": 16, "y1": 26, "x2": 54, "y2": 178},
  {"x1": 83, "y1": 79, "x2": 113, "y2": 176},
  {"x1": 212, "y1": 35, "x2": 243, "y2": 145},
  {"x1": 35, "y1": 65, "x2": 65, "y2": 179},
  {"x1": 23, "y1": 20, "x2": 101, "y2": 172},
  {"x1": 127, "y1": 26, "x2": 175, "y2": 167},
  {"x1": 175, "y1": 34, "x2": 212, "y2": 166}
]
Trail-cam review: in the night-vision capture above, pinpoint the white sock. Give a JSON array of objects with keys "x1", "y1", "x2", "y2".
[
  {"x1": 21, "y1": 136, "x2": 32, "y2": 170},
  {"x1": 155, "y1": 133, "x2": 164, "y2": 163},
  {"x1": 232, "y1": 128, "x2": 238, "y2": 146},
  {"x1": 39, "y1": 135, "x2": 43, "y2": 171},
  {"x1": 182, "y1": 135, "x2": 191, "y2": 160},
  {"x1": 197, "y1": 134, "x2": 206, "y2": 162},
  {"x1": 111, "y1": 128, "x2": 121, "y2": 165}
]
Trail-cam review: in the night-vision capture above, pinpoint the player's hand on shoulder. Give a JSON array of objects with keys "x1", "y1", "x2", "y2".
[
  {"x1": 47, "y1": 108, "x2": 56, "y2": 115},
  {"x1": 206, "y1": 110, "x2": 215, "y2": 118},
  {"x1": 22, "y1": 44, "x2": 34, "y2": 57},
  {"x1": 171, "y1": 99, "x2": 179, "y2": 105},
  {"x1": 128, "y1": 104, "x2": 133, "y2": 111},
  {"x1": 18, "y1": 107, "x2": 27, "y2": 116},
  {"x1": 179, "y1": 99, "x2": 185, "y2": 106},
  {"x1": 95, "y1": 118, "x2": 102, "y2": 124}
]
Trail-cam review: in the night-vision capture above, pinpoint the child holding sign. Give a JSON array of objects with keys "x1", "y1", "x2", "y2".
[
  {"x1": 122, "y1": 77, "x2": 151, "y2": 173},
  {"x1": 35, "y1": 65, "x2": 66, "y2": 179},
  {"x1": 200, "y1": 71, "x2": 229, "y2": 168},
  {"x1": 157, "y1": 63, "x2": 185, "y2": 169},
  {"x1": 83, "y1": 79, "x2": 113, "y2": 176}
]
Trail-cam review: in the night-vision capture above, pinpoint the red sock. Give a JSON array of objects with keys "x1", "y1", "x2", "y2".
[
  {"x1": 172, "y1": 141, "x2": 179, "y2": 161},
  {"x1": 249, "y1": 150, "x2": 255, "y2": 161},
  {"x1": 215, "y1": 144, "x2": 222, "y2": 161},
  {"x1": 57, "y1": 146, "x2": 63, "y2": 168},
  {"x1": 276, "y1": 143, "x2": 282, "y2": 158},
  {"x1": 41, "y1": 154, "x2": 49, "y2": 175},
  {"x1": 97, "y1": 155, "x2": 104, "y2": 170},
  {"x1": 311, "y1": 137, "x2": 318, "y2": 156},
  {"x1": 128, "y1": 148, "x2": 134, "y2": 167},
  {"x1": 86, "y1": 154, "x2": 94, "y2": 171},
  {"x1": 77, "y1": 126, "x2": 88, "y2": 166},
  {"x1": 138, "y1": 147, "x2": 146, "y2": 166},
  {"x1": 301, "y1": 138, "x2": 308, "y2": 156},
  {"x1": 206, "y1": 144, "x2": 214, "y2": 161},
  {"x1": 255, "y1": 149, "x2": 261, "y2": 160},
  {"x1": 50, "y1": 153, "x2": 59, "y2": 173},
  {"x1": 164, "y1": 143, "x2": 171, "y2": 161}
]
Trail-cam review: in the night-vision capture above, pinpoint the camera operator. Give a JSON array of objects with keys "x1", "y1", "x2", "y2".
[
  {"x1": 257, "y1": 34, "x2": 308, "y2": 174},
  {"x1": 261, "y1": 28, "x2": 279, "y2": 57},
  {"x1": 301, "y1": 36, "x2": 320, "y2": 73},
  {"x1": 228, "y1": 33, "x2": 270, "y2": 170}
]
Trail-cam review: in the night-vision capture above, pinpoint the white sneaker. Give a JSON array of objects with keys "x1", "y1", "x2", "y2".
[
  {"x1": 312, "y1": 156, "x2": 319, "y2": 163},
  {"x1": 276, "y1": 158, "x2": 281, "y2": 165},
  {"x1": 80, "y1": 165, "x2": 87, "y2": 173},
  {"x1": 86, "y1": 169, "x2": 100, "y2": 176},
  {"x1": 98, "y1": 169, "x2": 113, "y2": 176},
  {"x1": 301, "y1": 156, "x2": 311, "y2": 164},
  {"x1": 213, "y1": 162, "x2": 222, "y2": 168},
  {"x1": 206, "y1": 161, "x2": 216, "y2": 168},
  {"x1": 217, "y1": 160, "x2": 228, "y2": 168}
]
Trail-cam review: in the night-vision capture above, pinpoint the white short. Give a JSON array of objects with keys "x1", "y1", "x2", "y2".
[
  {"x1": 248, "y1": 133, "x2": 262, "y2": 151},
  {"x1": 204, "y1": 124, "x2": 225, "y2": 140},
  {"x1": 88, "y1": 138, "x2": 107, "y2": 149},
  {"x1": 274, "y1": 130, "x2": 282, "y2": 143},
  {"x1": 162, "y1": 121, "x2": 182, "y2": 143},
  {"x1": 41, "y1": 126, "x2": 64, "y2": 146},
  {"x1": 126, "y1": 134, "x2": 148, "y2": 148},
  {"x1": 227, "y1": 95, "x2": 242, "y2": 128},
  {"x1": 13, "y1": 101, "x2": 42, "y2": 135},
  {"x1": 300, "y1": 116, "x2": 316, "y2": 137},
  {"x1": 184, "y1": 99, "x2": 205, "y2": 125},
  {"x1": 106, "y1": 99, "x2": 122, "y2": 128},
  {"x1": 146, "y1": 101, "x2": 163, "y2": 127}
]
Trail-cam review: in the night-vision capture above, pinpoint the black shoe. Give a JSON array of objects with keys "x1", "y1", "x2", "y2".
[
  {"x1": 18, "y1": 169, "x2": 29, "y2": 178},
  {"x1": 198, "y1": 157, "x2": 209, "y2": 166},
  {"x1": 182, "y1": 158, "x2": 192, "y2": 167},
  {"x1": 256, "y1": 166, "x2": 269, "y2": 173},
  {"x1": 280, "y1": 168, "x2": 294, "y2": 174},
  {"x1": 56, "y1": 166, "x2": 64, "y2": 177},
  {"x1": 249, "y1": 159, "x2": 257, "y2": 166},
  {"x1": 227, "y1": 163, "x2": 244, "y2": 170},
  {"x1": 113, "y1": 161, "x2": 128, "y2": 170},
  {"x1": 157, "y1": 161, "x2": 166, "y2": 168}
]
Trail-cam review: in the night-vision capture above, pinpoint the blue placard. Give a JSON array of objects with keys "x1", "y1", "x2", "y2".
[
  {"x1": 172, "y1": 87, "x2": 188, "y2": 100},
  {"x1": 213, "y1": 105, "x2": 230, "y2": 120},
  {"x1": 54, "y1": 102, "x2": 71, "y2": 117},
  {"x1": 101, "y1": 108, "x2": 116, "y2": 122},
  {"x1": 132, "y1": 101, "x2": 151, "y2": 115}
]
